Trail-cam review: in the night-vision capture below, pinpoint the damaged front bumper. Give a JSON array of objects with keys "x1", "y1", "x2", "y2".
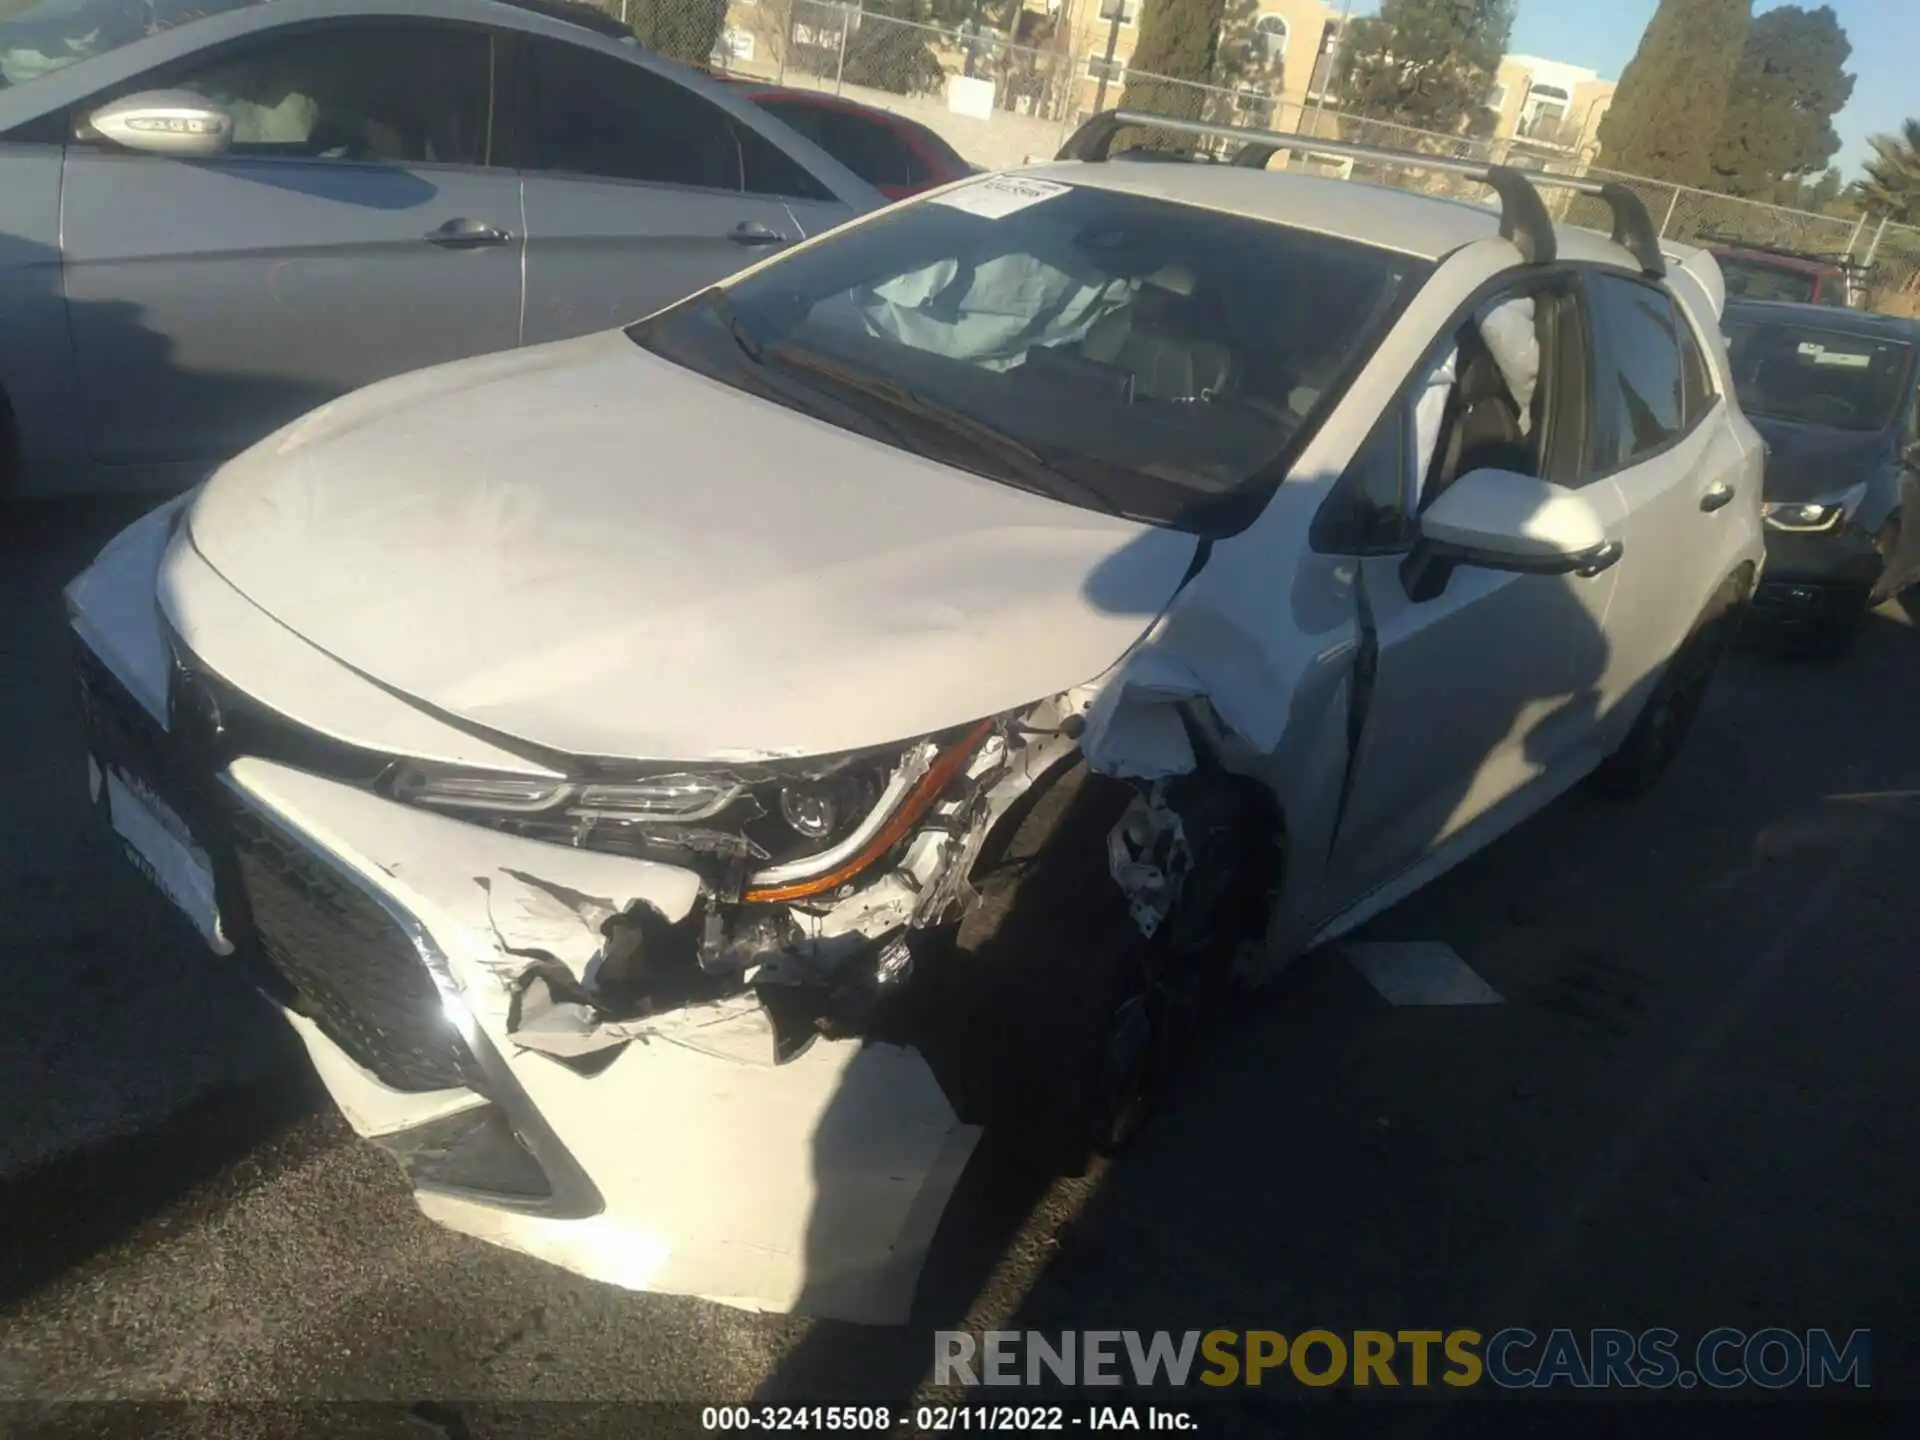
[{"x1": 64, "y1": 503, "x2": 1086, "y2": 1323}]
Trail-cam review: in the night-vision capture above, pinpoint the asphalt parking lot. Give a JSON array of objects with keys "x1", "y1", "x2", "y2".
[{"x1": 3, "y1": 498, "x2": 1919, "y2": 1429}]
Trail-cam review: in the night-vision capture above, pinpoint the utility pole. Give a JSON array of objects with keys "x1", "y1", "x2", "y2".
[
  {"x1": 1305, "y1": 0, "x2": 1354, "y2": 139},
  {"x1": 1091, "y1": 0, "x2": 1125, "y2": 114},
  {"x1": 1863, "y1": 213, "x2": 1891, "y2": 269}
]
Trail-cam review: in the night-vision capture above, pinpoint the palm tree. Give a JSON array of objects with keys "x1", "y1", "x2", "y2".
[{"x1": 1850, "y1": 119, "x2": 1920, "y2": 222}]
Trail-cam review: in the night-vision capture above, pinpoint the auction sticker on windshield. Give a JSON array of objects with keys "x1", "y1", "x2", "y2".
[{"x1": 931, "y1": 174, "x2": 1070, "y2": 220}]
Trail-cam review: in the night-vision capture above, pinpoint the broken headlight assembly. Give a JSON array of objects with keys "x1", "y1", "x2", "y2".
[{"x1": 383, "y1": 720, "x2": 996, "y2": 895}]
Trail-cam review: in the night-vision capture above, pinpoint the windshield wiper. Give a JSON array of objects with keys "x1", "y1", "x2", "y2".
[
  {"x1": 759, "y1": 342, "x2": 1125, "y2": 515},
  {"x1": 700, "y1": 288, "x2": 764, "y2": 364}
]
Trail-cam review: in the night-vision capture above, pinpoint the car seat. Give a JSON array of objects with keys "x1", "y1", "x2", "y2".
[
  {"x1": 1428, "y1": 324, "x2": 1534, "y2": 500},
  {"x1": 1077, "y1": 263, "x2": 1234, "y2": 403}
]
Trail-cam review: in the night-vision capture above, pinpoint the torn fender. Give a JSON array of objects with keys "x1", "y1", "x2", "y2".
[{"x1": 1075, "y1": 601, "x2": 1290, "y2": 781}]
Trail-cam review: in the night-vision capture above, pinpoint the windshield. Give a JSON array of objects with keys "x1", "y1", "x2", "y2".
[
  {"x1": 0, "y1": 0, "x2": 261, "y2": 88},
  {"x1": 1718, "y1": 256, "x2": 1829, "y2": 306},
  {"x1": 1724, "y1": 319, "x2": 1915, "y2": 432},
  {"x1": 628, "y1": 177, "x2": 1430, "y2": 534}
]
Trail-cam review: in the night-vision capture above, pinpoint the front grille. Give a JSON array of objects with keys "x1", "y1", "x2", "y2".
[
  {"x1": 77, "y1": 631, "x2": 470, "y2": 1093},
  {"x1": 226, "y1": 800, "x2": 473, "y2": 1093},
  {"x1": 75, "y1": 641, "x2": 178, "y2": 804}
]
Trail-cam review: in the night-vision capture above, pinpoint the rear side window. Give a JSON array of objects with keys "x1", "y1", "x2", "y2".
[
  {"x1": 518, "y1": 41, "x2": 740, "y2": 190},
  {"x1": 1586, "y1": 274, "x2": 1685, "y2": 470},
  {"x1": 1719, "y1": 257, "x2": 1817, "y2": 304},
  {"x1": 756, "y1": 100, "x2": 912, "y2": 189},
  {"x1": 1677, "y1": 313, "x2": 1715, "y2": 425}
]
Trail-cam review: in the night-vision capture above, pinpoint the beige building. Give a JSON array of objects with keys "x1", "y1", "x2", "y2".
[
  {"x1": 1484, "y1": 54, "x2": 1616, "y2": 156},
  {"x1": 1060, "y1": 0, "x2": 1348, "y2": 124}
]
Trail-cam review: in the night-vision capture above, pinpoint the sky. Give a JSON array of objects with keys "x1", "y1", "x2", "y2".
[{"x1": 1348, "y1": 1, "x2": 1910, "y2": 180}]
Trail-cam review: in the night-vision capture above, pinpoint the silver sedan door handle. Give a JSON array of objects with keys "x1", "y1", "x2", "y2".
[
  {"x1": 728, "y1": 220, "x2": 788, "y2": 247},
  {"x1": 1699, "y1": 481, "x2": 1736, "y2": 513},
  {"x1": 423, "y1": 217, "x2": 513, "y2": 248}
]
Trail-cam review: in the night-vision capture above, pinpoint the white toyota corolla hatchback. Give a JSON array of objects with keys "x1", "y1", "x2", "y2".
[{"x1": 67, "y1": 113, "x2": 1765, "y2": 1323}]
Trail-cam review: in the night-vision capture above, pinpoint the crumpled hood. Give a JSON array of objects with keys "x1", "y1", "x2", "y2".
[
  {"x1": 1751, "y1": 415, "x2": 1892, "y2": 503},
  {"x1": 183, "y1": 331, "x2": 1197, "y2": 762}
]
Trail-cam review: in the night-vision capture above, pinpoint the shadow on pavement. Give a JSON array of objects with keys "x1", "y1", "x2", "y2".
[{"x1": 0, "y1": 499, "x2": 316, "y2": 1306}]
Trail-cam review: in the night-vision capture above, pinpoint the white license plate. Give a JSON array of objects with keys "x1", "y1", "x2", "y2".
[{"x1": 99, "y1": 759, "x2": 233, "y2": 955}]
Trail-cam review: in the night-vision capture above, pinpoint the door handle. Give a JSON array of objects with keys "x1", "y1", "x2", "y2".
[
  {"x1": 423, "y1": 217, "x2": 512, "y2": 248},
  {"x1": 1699, "y1": 482, "x2": 1736, "y2": 513},
  {"x1": 728, "y1": 220, "x2": 788, "y2": 247}
]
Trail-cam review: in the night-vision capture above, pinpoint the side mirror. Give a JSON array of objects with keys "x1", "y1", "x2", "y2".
[
  {"x1": 1402, "y1": 467, "x2": 1621, "y2": 602},
  {"x1": 88, "y1": 90, "x2": 233, "y2": 158}
]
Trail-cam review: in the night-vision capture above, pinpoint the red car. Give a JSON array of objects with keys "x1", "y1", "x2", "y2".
[
  {"x1": 1708, "y1": 239, "x2": 1856, "y2": 308},
  {"x1": 718, "y1": 82, "x2": 978, "y2": 200}
]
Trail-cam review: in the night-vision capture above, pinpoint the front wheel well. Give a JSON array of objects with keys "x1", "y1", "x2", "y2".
[{"x1": 1728, "y1": 560, "x2": 1758, "y2": 604}]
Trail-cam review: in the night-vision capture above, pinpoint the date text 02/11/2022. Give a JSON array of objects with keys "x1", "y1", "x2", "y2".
[{"x1": 699, "y1": 1406, "x2": 1198, "y2": 1431}]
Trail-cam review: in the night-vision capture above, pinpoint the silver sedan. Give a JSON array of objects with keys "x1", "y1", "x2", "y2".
[{"x1": 0, "y1": 0, "x2": 882, "y2": 497}]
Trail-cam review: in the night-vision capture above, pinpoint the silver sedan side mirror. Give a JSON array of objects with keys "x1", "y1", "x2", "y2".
[{"x1": 88, "y1": 90, "x2": 234, "y2": 158}]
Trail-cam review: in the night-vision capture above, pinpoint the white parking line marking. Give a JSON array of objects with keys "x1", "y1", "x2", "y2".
[{"x1": 1342, "y1": 941, "x2": 1504, "y2": 1006}]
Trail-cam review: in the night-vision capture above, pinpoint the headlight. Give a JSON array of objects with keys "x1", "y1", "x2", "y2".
[
  {"x1": 390, "y1": 771, "x2": 570, "y2": 813},
  {"x1": 1761, "y1": 501, "x2": 1843, "y2": 532},
  {"x1": 384, "y1": 719, "x2": 996, "y2": 886},
  {"x1": 1762, "y1": 482, "x2": 1866, "y2": 532}
]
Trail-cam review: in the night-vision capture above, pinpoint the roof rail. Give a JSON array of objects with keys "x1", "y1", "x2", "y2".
[{"x1": 1056, "y1": 109, "x2": 1666, "y2": 280}]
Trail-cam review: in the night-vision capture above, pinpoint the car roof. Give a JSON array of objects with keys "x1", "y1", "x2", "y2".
[
  {"x1": 1011, "y1": 159, "x2": 1657, "y2": 273},
  {"x1": 1725, "y1": 298, "x2": 1920, "y2": 340}
]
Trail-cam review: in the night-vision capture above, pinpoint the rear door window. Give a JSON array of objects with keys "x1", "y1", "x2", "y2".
[
  {"x1": 1585, "y1": 274, "x2": 1686, "y2": 471},
  {"x1": 515, "y1": 40, "x2": 740, "y2": 190}
]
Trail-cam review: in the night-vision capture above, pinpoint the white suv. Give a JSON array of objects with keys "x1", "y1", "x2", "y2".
[{"x1": 66, "y1": 112, "x2": 1766, "y2": 1323}]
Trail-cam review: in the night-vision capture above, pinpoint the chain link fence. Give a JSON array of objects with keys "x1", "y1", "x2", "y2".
[{"x1": 606, "y1": 0, "x2": 1920, "y2": 310}]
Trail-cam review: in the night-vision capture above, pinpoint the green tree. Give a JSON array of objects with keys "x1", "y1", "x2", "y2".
[
  {"x1": 1332, "y1": 0, "x2": 1516, "y2": 135},
  {"x1": 1201, "y1": 0, "x2": 1286, "y2": 128},
  {"x1": 617, "y1": 0, "x2": 726, "y2": 66},
  {"x1": 1850, "y1": 120, "x2": 1920, "y2": 222},
  {"x1": 800, "y1": 0, "x2": 1021, "y2": 98},
  {"x1": 1791, "y1": 166, "x2": 1846, "y2": 213},
  {"x1": 1124, "y1": 0, "x2": 1230, "y2": 122},
  {"x1": 1706, "y1": 5, "x2": 1854, "y2": 201},
  {"x1": 1597, "y1": 0, "x2": 1750, "y2": 187}
]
